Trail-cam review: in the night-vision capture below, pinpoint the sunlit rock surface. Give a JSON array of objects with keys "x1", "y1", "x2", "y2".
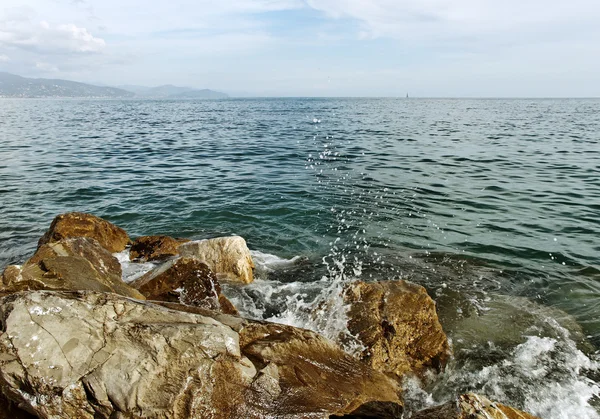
[
  {"x1": 345, "y1": 280, "x2": 450, "y2": 380},
  {"x1": 0, "y1": 291, "x2": 403, "y2": 418},
  {"x1": 0, "y1": 237, "x2": 143, "y2": 300},
  {"x1": 129, "y1": 235, "x2": 190, "y2": 262},
  {"x1": 412, "y1": 393, "x2": 540, "y2": 419},
  {"x1": 37, "y1": 212, "x2": 130, "y2": 253},
  {"x1": 130, "y1": 257, "x2": 238, "y2": 315},
  {"x1": 179, "y1": 236, "x2": 255, "y2": 284}
]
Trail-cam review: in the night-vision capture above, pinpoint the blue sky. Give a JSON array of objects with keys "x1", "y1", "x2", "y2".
[{"x1": 0, "y1": 0, "x2": 599, "y2": 97}]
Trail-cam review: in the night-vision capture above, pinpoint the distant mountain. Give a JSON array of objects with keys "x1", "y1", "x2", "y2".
[
  {"x1": 0, "y1": 72, "x2": 134, "y2": 98},
  {"x1": 117, "y1": 85, "x2": 152, "y2": 95},
  {"x1": 170, "y1": 89, "x2": 228, "y2": 99},
  {"x1": 119, "y1": 84, "x2": 229, "y2": 99}
]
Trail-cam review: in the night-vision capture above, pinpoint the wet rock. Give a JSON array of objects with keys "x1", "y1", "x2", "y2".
[
  {"x1": 38, "y1": 212, "x2": 129, "y2": 253},
  {"x1": 0, "y1": 238, "x2": 143, "y2": 300},
  {"x1": 239, "y1": 322, "x2": 404, "y2": 418},
  {"x1": 178, "y1": 236, "x2": 255, "y2": 284},
  {"x1": 345, "y1": 280, "x2": 450, "y2": 380},
  {"x1": 130, "y1": 257, "x2": 238, "y2": 315},
  {"x1": 0, "y1": 291, "x2": 403, "y2": 418},
  {"x1": 129, "y1": 235, "x2": 190, "y2": 262},
  {"x1": 412, "y1": 393, "x2": 540, "y2": 419}
]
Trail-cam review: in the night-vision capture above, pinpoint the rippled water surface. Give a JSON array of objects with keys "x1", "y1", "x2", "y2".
[{"x1": 1, "y1": 98, "x2": 599, "y2": 417}]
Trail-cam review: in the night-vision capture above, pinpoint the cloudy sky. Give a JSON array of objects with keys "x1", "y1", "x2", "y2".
[{"x1": 0, "y1": 0, "x2": 599, "y2": 96}]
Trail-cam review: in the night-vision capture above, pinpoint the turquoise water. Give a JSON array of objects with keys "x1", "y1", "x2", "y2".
[{"x1": 1, "y1": 98, "x2": 599, "y2": 416}]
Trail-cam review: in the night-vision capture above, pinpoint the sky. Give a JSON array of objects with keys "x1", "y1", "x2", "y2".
[{"x1": 0, "y1": 0, "x2": 599, "y2": 97}]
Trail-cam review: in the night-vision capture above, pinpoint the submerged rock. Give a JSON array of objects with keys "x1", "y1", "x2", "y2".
[
  {"x1": 38, "y1": 212, "x2": 129, "y2": 253},
  {"x1": 436, "y1": 291, "x2": 594, "y2": 353},
  {"x1": 0, "y1": 237, "x2": 143, "y2": 300},
  {"x1": 130, "y1": 257, "x2": 238, "y2": 315},
  {"x1": 179, "y1": 236, "x2": 255, "y2": 284},
  {"x1": 412, "y1": 393, "x2": 540, "y2": 419},
  {"x1": 129, "y1": 235, "x2": 190, "y2": 262},
  {"x1": 345, "y1": 280, "x2": 450, "y2": 380},
  {"x1": 0, "y1": 291, "x2": 403, "y2": 418}
]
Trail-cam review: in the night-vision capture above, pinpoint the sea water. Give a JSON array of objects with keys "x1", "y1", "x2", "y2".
[{"x1": 1, "y1": 97, "x2": 599, "y2": 417}]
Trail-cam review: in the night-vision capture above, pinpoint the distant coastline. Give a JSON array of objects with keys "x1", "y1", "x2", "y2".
[{"x1": 0, "y1": 72, "x2": 228, "y2": 99}]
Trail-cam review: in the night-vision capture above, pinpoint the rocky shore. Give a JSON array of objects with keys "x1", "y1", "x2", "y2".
[{"x1": 0, "y1": 212, "x2": 540, "y2": 418}]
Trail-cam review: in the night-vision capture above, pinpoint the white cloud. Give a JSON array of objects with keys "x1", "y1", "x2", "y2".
[
  {"x1": 305, "y1": 0, "x2": 600, "y2": 41},
  {"x1": 0, "y1": 19, "x2": 105, "y2": 54},
  {"x1": 0, "y1": 0, "x2": 598, "y2": 95},
  {"x1": 0, "y1": 55, "x2": 10, "y2": 62}
]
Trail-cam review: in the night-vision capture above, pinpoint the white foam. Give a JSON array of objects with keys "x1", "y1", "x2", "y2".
[
  {"x1": 250, "y1": 250, "x2": 302, "y2": 273},
  {"x1": 417, "y1": 327, "x2": 600, "y2": 418},
  {"x1": 516, "y1": 335, "x2": 600, "y2": 418},
  {"x1": 225, "y1": 249, "x2": 365, "y2": 355},
  {"x1": 113, "y1": 249, "x2": 157, "y2": 283}
]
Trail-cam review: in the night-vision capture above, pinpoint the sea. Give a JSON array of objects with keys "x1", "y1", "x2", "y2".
[{"x1": 1, "y1": 97, "x2": 599, "y2": 418}]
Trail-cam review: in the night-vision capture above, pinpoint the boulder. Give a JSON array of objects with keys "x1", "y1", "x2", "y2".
[
  {"x1": 38, "y1": 212, "x2": 129, "y2": 253},
  {"x1": 412, "y1": 393, "x2": 540, "y2": 419},
  {"x1": 239, "y1": 322, "x2": 404, "y2": 418},
  {"x1": 344, "y1": 280, "x2": 450, "y2": 380},
  {"x1": 130, "y1": 257, "x2": 238, "y2": 315},
  {"x1": 178, "y1": 236, "x2": 255, "y2": 284},
  {"x1": 0, "y1": 291, "x2": 403, "y2": 418},
  {"x1": 0, "y1": 237, "x2": 143, "y2": 300},
  {"x1": 129, "y1": 235, "x2": 190, "y2": 262}
]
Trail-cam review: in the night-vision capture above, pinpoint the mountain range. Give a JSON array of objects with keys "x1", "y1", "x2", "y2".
[
  {"x1": 0, "y1": 72, "x2": 228, "y2": 99},
  {"x1": 118, "y1": 84, "x2": 228, "y2": 99}
]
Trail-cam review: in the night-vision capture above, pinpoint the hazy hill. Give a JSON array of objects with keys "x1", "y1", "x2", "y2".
[
  {"x1": 170, "y1": 89, "x2": 228, "y2": 99},
  {"x1": 119, "y1": 84, "x2": 229, "y2": 99},
  {"x1": 0, "y1": 72, "x2": 134, "y2": 98}
]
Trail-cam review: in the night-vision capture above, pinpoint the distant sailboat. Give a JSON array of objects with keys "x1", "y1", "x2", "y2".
[{"x1": 406, "y1": 93, "x2": 409, "y2": 98}]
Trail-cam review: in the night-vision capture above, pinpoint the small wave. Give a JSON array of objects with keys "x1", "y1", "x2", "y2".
[
  {"x1": 250, "y1": 250, "x2": 303, "y2": 274},
  {"x1": 414, "y1": 293, "x2": 600, "y2": 418},
  {"x1": 224, "y1": 249, "x2": 365, "y2": 355}
]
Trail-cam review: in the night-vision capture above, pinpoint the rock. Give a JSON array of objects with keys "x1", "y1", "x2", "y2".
[
  {"x1": 178, "y1": 236, "x2": 255, "y2": 284},
  {"x1": 0, "y1": 291, "x2": 403, "y2": 418},
  {"x1": 344, "y1": 280, "x2": 450, "y2": 380},
  {"x1": 412, "y1": 393, "x2": 540, "y2": 419},
  {"x1": 0, "y1": 391, "x2": 35, "y2": 419},
  {"x1": 29, "y1": 237, "x2": 123, "y2": 279},
  {"x1": 0, "y1": 238, "x2": 144, "y2": 300},
  {"x1": 239, "y1": 322, "x2": 404, "y2": 418},
  {"x1": 130, "y1": 257, "x2": 238, "y2": 315},
  {"x1": 0, "y1": 266, "x2": 23, "y2": 287},
  {"x1": 38, "y1": 212, "x2": 129, "y2": 253},
  {"x1": 129, "y1": 235, "x2": 190, "y2": 262}
]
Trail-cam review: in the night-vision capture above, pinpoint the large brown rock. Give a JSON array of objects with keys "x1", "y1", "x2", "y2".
[
  {"x1": 178, "y1": 236, "x2": 255, "y2": 284},
  {"x1": 38, "y1": 212, "x2": 129, "y2": 253},
  {"x1": 130, "y1": 257, "x2": 237, "y2": 315},
  {"x1": 0, "y1": 291, "x2": 403, "y2": 418},
  {"x1": 345, "y1": 280, "x2": 450, "y2": 380},
  {"x1": 129, "y1": 235, "x2": 190, "y2": 262},
  {"x1": 412, "y1": 393, "x2": 540, "y2": 419},
  {"x1": 0, "y1": 237, "x2": 143, "y2": 300},
  {"x1": 239, "y1": 322, "x2": 404, "y2": 418}
]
